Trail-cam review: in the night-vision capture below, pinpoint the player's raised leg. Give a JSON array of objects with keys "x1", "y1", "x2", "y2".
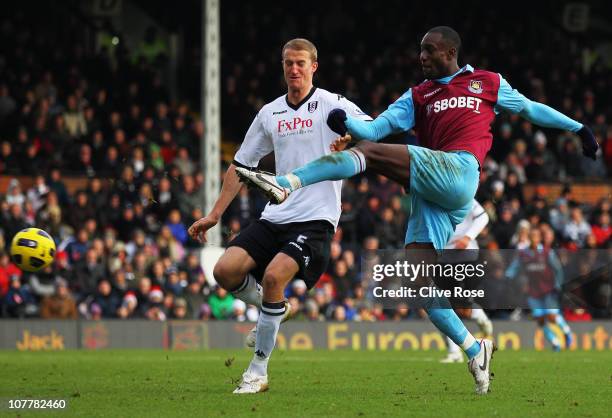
[
  {"x1": 236, "y1": 142, "x2": 411, "y2": 204},
  {"x1": 234, "y1": 253, "x2": 298, "y2": 394}
]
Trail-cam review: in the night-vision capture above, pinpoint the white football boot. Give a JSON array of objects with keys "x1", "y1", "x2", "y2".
[
  {"x1": 235, "y1": 168, "x2": 291, "y2": 204},
  {"x1": 468, "y1": 339, "x2": 496, "y2": 395},
  {"x1": 246, "y1": 301, "x2": 292, "y2": 348},
  {"x1": 233, "y1": 372, "x2": 269, "y2": 394}
]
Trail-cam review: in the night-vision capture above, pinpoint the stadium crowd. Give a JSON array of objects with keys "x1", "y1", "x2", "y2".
[{"x1": 0, "y1": 2, "x2": 610, "y2": 321}]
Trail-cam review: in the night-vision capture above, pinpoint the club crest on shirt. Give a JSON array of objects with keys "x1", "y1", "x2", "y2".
[
  {"x1": 468, "y1": 80, "x2": 483, "y2": 94},
  {"x1": 308, "y1": 101, "x2": 318, "y2": 113}
]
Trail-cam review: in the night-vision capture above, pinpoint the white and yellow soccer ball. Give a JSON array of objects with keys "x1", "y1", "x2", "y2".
[{"x1": 10, "y1": 228, "x2": 56, "y2": 272}]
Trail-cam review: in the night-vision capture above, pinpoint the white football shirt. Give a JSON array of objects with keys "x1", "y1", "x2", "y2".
[{"x1": 234, "y1": 87, "x2": 371, "y2": 227}]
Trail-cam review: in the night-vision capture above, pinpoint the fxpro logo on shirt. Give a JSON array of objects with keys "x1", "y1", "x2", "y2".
[{"x1": 277, "y1": 117, "x2": 315, "y2": 138}]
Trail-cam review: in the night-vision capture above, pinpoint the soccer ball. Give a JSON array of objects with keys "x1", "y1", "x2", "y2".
[{"x1": 10, "y1": 228, "x2": 56, "y2": 272}]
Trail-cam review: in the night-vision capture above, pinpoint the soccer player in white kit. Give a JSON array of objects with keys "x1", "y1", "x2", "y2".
[
  {"x1": 440, "y1": 199, "x2": 493, "y2": 363},
  {"x1": 188, "y1": 38, "x2": 370, "y2": 394}
]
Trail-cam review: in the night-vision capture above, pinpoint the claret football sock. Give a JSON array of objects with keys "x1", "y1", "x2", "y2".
[
  {"x1": 231, "y1": 274, "x2": 262, "y2": 308},
  {"x1": 276, "y1": 149, "x2": 367, "y2": 191},
  {"x1": 247, "y1": 301, "x2": 286, "y2": 377}
]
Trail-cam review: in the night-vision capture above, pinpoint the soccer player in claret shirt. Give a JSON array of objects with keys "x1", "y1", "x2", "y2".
[
  {"x1": 505, "y1": 228, "x2": 573, "y2": 351},
  {"x1": 238, "y1": 26, "x2": 599, "y2": 394},
  {"x1": 189, "y1": 38, "x2": 371, "y2": 394}
]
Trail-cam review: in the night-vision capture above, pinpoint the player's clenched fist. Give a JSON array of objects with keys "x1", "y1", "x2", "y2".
[
  {"x1": 330, "y1": 134, "x2": 352, "y2": 152},
  {"x1": 326, "y1": 108, "x2": 347, "y2": 135},
  {"x1": 188, "y1": 215, "x2": 219, "y2": 243}
]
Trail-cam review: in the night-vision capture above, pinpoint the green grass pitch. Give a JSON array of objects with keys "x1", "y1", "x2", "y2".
[{"x1": 0, "y1": 349, "x2": 610, "y2": 417}]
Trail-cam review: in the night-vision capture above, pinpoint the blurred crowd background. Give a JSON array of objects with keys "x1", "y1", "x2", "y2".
[{"x1": 0, "y1": 1, "x2": 610, "y2": 321}]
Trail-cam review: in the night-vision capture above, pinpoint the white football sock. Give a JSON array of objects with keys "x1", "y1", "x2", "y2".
[
  {"x1": 231, "y1": 274, "x2": 262, "y2": 308},
  {"x1": 247, "y1": 301, "x2": 285, "y2": 377}
]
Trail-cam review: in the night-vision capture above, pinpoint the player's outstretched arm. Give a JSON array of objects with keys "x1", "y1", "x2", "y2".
[
  {"x1": 188, "y1": 163, "x2": 243, "y2": 243},
  {"x1": 521, "y1": 102, "x2": 598, "y2": 160},
  {"x1": 497, "y1": 76, "x2": 599, "y2": 159},
  {"x1": 327, "y1": 88, "x2": 414, "y2": 142}
]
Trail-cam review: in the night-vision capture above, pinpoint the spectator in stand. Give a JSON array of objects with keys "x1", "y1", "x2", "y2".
[
  {"x1": 208, "y1": 286, "x2": 234, "y2": 319},
  {"x1": 549, "y1": 198, "x2": 571, "y2": 233},
  {"x1": 591, "y1": 212, "x2": 611, "y2": 247},
  {"x1": 145, "y1": 286, "x2": 167, "y2": 321},
  {"x1": 357, "y1": 195, "x2": 381, "y2": 243},
  {"x1": 375, "y1": 206, "x2": 403, "y2": 249},
  {"x1": 171, "y1": 297, "x2": 189, "y2": 319},
  {"x1": 184, "y1": 280, "x2": 207, "y2": 319},
  {"x1": 3, "y1": 276, "x2": 35, "y2": 318},
  {"x1": 0, "y1": 252, "x2": 20, "y2": 299},
  {"x1": 71, "y1": 144, "x2": 95, "y2": 177},
  {"x1": 559, "y1": 138, "x2": 584, "y2": 179},
  {"x1": 26, "y1": 175, "x2": 50, "y2": 212},
  {"x1": 27, "y1": 265, "x2": 56, "y2": 300},
  {"x1": 159, "y1": 130, "x2": 177, "y2": 164},
  {"x1": 63, "y1": 94, "x2": 87, "y2": 139},
  {"x1": 177, "y1": 175, "x2": 203, "y2": 220},
  {"x1": 65, "y1": 228, "x2": 90, "y2": 265},
  {"x1": 154, "y1": 177, "x2": 176, "y2": 221},
  {"x1": 157, "y1": 225, "x2": 185, "y2": 262},
  {"x1": 164, "y1": 267, "x2": 183, "y2": 296},
  {"x1": 71, "y1": 247, "x2": 106, "y2": 298},
  {"x1": 1, "y1": 203, "x2": 29, "y2": 250},
  {"x1": 115, "y1": 165, "x2": 138, "y2": 205},
  {"x1": 5, "y1": 178, "x2": 25, "y2": 207},
  {"x1": 173, "y1": 147, "x2": 196, "y2": 177},
  {"x1": 117, "y1": 291, "x2": 139, "y2": 319},
  {"x1": 0, "y1": 141, "x2": 20, "y2": 174},
  {"x1": 40, "y1": 278, "x2": 77, "y2": 319},
  {"x1": 100, "y1": 146, "x2": 122, "y2": 178},
  {"x1": 68, "y1": 190, "x2": 96, "y2": 231},
  {"x1": 87, "y1": 279, "x2": 119, "y2": 318},
  {"x1": 165, "y1": 209, "x2": 188, "y2": 245},
  {"x1": 526, "y1": 131, "x2": 558, "y2": 181},
  {"x1": 563, "y1": 207, "x2": 592, "y2": 248},
  {"x1": 492, "y1": 205, "x2": 517, "y2": 249},
  {"x1": 46, "y1": 168, "x2": 69, "y2": 207}
]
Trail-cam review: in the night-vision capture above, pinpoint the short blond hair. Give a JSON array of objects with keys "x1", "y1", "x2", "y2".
[{"x1": 282, "y1": 38, "x2": 318, "y2": 62}]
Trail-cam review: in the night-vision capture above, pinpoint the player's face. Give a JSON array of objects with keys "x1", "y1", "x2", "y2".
[
  {"x1": 529, "y1": 229, "x2": 542, "y2": 247},
  {"x1": 283, "y1": 49, "x2": 318, "y2": 92},
  {"x1": 420, "y1": 32, "x2": 454, "y2": 79}
]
